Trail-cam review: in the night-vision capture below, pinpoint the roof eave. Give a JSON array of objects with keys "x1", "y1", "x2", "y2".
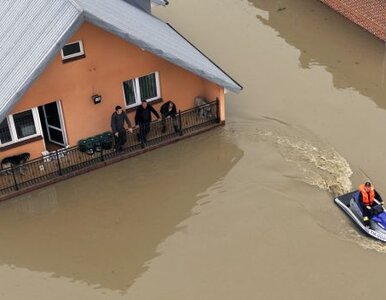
[
  {"x1": 166, "y1": 23, "x2": 242, "y2": 94},
  {"x1": 83, "y1": 12, "x2": 242, "y2": 94},
  {"x1": 0, "y1": 14, "x2": 85, "y2": 123}
]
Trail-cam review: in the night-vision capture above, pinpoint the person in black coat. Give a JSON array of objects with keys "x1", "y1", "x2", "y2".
[
  {"x1": 135, "y1": 100, "x2": 160, "y2": 146},
  {"x1": 160, "y1": 101, "x2": 179, "y2": 133},
  {"x1": 111, "y1": 105, "x2": 133, "y2": 152}
]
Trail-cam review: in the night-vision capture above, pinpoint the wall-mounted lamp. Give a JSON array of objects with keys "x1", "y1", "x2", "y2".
[{"x1": 92, "y1": 94, "x2": 102, "y2": 104}]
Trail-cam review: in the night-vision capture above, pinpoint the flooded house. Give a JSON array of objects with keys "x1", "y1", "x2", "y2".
[
  {"x1": 0, "y1": 0, "x2": 242, "y2": 199},
  {"x1": 320, "y1": 0, "x2": 386, "y2": 41}
]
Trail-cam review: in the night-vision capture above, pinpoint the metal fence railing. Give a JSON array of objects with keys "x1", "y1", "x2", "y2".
[{"x1": 0, "y1": 100, "x2": 220, "y2": 197}]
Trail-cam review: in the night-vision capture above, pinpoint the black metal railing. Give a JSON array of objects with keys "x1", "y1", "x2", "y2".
[{"x1": 0, "y1": 100, "x2": 220, "y2": 197}]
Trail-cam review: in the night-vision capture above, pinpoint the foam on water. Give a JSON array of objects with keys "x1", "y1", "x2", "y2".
[
  {"x1": 258, "y1": 129, "x2": 353, "y2": 197},
  {"x1": 257, "y1": 127, "x2": 386, "y2": 252},
  {"x1": 340, "y1": 226, "x2": 386, "y2": 253},
  {"x1": 229, "y1": 119, "x2": 386, "y2": 252}
]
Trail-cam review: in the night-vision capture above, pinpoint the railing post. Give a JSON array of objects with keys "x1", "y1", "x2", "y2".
[
  {"x1": 178, "y1": 110, "x2": 183, "y2": 136},
  {"x1": 100, "y1": 142, "x2": 104, "y2": 162},
  {"x1": 55, "y1": 150, "x2": 62, "y2": 176},
  {"x1": 216, "y1": 97, "x2": 221, "y2": 123},
  {"x1": 11, "y1": 166, "x2": 19, "y2": 191}
]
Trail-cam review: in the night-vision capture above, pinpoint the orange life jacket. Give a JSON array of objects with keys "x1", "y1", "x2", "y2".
[{"x1": 358, "y1": 184, "x2": 375, "y2": 206}]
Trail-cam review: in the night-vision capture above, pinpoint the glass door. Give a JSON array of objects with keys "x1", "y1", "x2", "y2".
[{"x1": 42, "y1": 101, "x2": 67, "y2": 147}]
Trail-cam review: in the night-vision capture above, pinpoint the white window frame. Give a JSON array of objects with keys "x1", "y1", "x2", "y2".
[
  {"x1": 0, "y1": 108, "x2": 42, "y2": 147},
  {"x1": 61, "y1": 40, "x2": 85, "y2": 61},
  {"x1": 123, "y1": 72, "x2": 161, "y2": 109}
]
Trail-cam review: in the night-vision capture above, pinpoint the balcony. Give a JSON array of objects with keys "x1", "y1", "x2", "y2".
[{"x1": 0, "y1": 100, "x2": 221, "y2": 200}]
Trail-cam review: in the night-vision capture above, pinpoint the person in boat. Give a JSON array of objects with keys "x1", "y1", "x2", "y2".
[{"x1": 358, "y1": 182, "x2": 384, "y2": 227}]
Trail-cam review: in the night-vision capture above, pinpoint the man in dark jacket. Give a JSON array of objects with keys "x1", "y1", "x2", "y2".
[
  {"x1": 135, "y1": 100, "x2": 160, "y2": 146},
  {"x1": 160, "y1": 100, "x2": 179, "y2": 133},
  {"x1": 111, "y1": 105, "x2": 133, "y2": 152}
]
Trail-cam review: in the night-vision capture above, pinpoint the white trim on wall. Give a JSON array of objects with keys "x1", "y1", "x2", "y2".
[
  {"x1": 123, "y1": 71, "x2": 161, "y2": 109},
  {"x1": 61, "y1": 40, "x2": 85, "y2": 61},
  {"x1": 0, "y1": 107, "x2": 42, "y2": 147}
]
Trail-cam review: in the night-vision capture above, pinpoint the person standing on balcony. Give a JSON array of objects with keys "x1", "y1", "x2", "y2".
[
  {"x1": 135, "y1": 100, "x2": 160, "y2": 147},
  {"x1": 111, "y1": 105, "x2": 133, "y2": 152},
  {"x1": 160, "y1": 100, "x2": 178, "y2": 133}
]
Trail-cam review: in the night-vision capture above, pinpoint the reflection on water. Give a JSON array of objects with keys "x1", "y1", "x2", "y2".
[
  {"x1": 249, "y1": 0, "x2": 386, "y2": 109},
  {"x1": 11, "y1": 188, "x2": 59, "y2": 219},
  {"x1": 0, "y1": 130, "x2": 243, "y2": 291}
]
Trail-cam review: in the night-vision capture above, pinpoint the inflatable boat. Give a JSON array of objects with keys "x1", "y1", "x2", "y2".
[{"x1": 335, "y1": 191, "x2": 386, "y2": 242}]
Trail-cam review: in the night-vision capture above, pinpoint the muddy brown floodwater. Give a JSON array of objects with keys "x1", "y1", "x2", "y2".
[{"x1": 1, "y1": 0, "x2": 386, "y2": 299}]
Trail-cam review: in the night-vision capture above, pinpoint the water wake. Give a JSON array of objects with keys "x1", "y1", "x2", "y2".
[
  {"x1": 258, "y1": 129, "x2": 353, "y2": 197},
  {"x1": 276, "y1": 135, "x2": 352, "y2": 196},
  {"x1": 230, "y1": 119, "x2": 386, "y2": 252},
  {"x1": 257, "y1": 128, "x2": 386, "y2": 253},
  {"x1": 342, "y1": 227, "x2": 386, "y2": 253}
]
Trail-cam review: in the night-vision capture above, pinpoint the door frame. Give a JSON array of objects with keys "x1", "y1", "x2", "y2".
[{"x1": 42, "y1": 100, "x2": 68, "y2": 147}]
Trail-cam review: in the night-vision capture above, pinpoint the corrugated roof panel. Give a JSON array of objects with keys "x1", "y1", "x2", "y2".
[
  {"x1": 0, "y1": 0, "x2": 82, "y2": 122},
  {"x1": 79, "y1": 0, "x2": 242, "y2": 93},
  {"x1": 0, "y1": 0, "x2": 241, "y2": 123}
]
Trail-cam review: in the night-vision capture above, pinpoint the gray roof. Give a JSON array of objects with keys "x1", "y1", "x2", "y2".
[
  {"x1": 123, "y1": 0, "x2": 168, "y2": 13},
  {"x1": 151, "y1": 0, "x2": 169, "y2": 6},
  {"x1": 0, "y1": 0, "x2": 242, "y2": 123}
]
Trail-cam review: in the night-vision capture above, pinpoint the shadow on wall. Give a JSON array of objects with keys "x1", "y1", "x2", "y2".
[
  {"x1": 0, "y1": 129, "x2": 243, "y2": 292},
  {"x1": 249, "y1": 0, "x2": 386, "y2": 109}
]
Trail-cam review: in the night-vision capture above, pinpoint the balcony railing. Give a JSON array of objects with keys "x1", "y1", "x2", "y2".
[{"x1": 0, "y1": 100, "x2": 220, "y2": 199}]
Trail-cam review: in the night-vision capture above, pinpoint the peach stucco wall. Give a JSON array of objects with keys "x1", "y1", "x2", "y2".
[
  {"x1": 3, "y1": 139, "x2": 44, "y2": 160},
  {"x1": 1, "y1": 22, "x2": 225, "y2": 160}
]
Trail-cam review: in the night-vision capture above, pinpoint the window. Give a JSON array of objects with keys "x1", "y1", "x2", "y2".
[
  {"x1": 123, "y1": 72, "x2": 161, "y2": 108},
  {"x1": 61, "y1": 40, "x2": 85, "y2": 61},
  {"x1": 0, "y1": 108, "x2": 41, "y2": 146},
  {"x1": 123, "y1": 79, "x2": 136, "y2": 107},
  {"x1": 14, "y1": 110, "x2": 36, "y2": 139},
  {"x1": 138, "y1": 73, "x2": 158, "y2": 101}
]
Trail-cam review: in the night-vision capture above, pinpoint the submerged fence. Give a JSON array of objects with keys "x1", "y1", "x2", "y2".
[{"x1": 0, "y1": 100, "x2": 220, "y2": 197}]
